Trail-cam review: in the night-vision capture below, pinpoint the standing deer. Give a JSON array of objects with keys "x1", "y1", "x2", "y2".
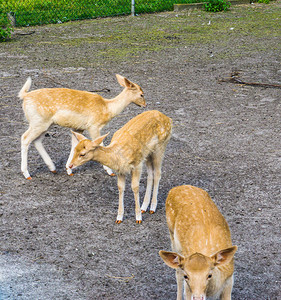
[
  {"x1": 18, "y1": 74, "x2": 146, "y2": 179},
  {"x1": 159, "y1": 185, "x2": 237, "y2": 300},
  {"x1": 69, "y1": 110, "x2": 172, "y2": 223}
]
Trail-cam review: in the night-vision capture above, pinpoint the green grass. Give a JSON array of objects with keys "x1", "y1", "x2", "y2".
[
  {"x1": 0, "y1": 0, "x2": 207, "y2": 27},
  {"x1": 2, "y1": 2, "x2": 280, "y2": 66}
]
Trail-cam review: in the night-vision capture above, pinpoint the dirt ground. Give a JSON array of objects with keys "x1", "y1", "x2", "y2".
[{"x1": 0, "y1": 2, "x2": 280, "y2": 299}]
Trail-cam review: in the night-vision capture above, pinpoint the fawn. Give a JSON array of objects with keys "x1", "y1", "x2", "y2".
[
  {"x1": 18, "y1": 74, "x2": 146, "y2": 179},
  {"x1": 69, "y1": 110, "x2": 172, "y2": 223},
  {"x1": 159, "y1": 185, "x2": 237, "y2": 300}
]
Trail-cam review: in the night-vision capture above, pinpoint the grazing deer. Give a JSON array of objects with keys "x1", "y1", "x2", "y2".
[
  {"x1": 69, "y1": 110, "x2": 172, "y2": 223},
  {"x1": 18, "y1": 74, "x2": 146, "y2": 179},
  {"x1": 159, "y1": 185, "x2": 237, "y2": 300}
]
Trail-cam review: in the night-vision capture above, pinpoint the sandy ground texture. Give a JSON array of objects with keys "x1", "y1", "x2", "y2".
[{"x1": 0, "y1": 2, "x2": 280, "y2": 299}]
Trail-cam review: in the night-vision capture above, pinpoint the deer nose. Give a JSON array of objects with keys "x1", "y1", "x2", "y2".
[{"x1": 192, "y1": 296, "x2": 205, "y2": 300}]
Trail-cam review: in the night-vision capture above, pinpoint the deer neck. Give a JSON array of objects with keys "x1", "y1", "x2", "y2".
[
  {"x1": 91, "y1": 145, "x2": 125, "y2": 172},
  {"x1": 105, "y1": 89, "x2": 130, "y2": 118}
]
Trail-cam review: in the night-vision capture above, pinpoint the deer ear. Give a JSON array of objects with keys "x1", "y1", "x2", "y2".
[
  {"x1": 71, "y1": 131, "x2": 87, "y2": 142},
  {"x1": 116, "y1": 74, "x2": 135, "y2": 88},
  {"x1": 211, "y1": 246, "x2": 238, "y2": 266},
  {"x1": 159, "y1": 251, "x2": 184, "y2": 269},
  {"x1": 124, "y1": 77, "x2": 135, "y2": 88},
  {"x1": 116, "y1": 74, "x2": 126, "y2": 87},
  {"x1": 91, "y1": 132, "x2": 110, "y2": 148}
]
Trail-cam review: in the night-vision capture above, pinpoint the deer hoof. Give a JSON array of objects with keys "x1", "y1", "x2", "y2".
[
  {"x1": 115, "y1": 220, "x2": 122, "y2": 224},
  {"x1": 26, "y1": 176, "x2": 32, "y2": 180},
  {"x1": 149, "y1": 210, "x2": 155, "y2": 214},
  {"x1": 141, "y1": 210, "x2": 146, "y2": 214},
  {"x1": 136, "y1": 220, "x2": 142, "y2": 224},
  {"x1": 51, "y1": 170, "x2": 57, "y2": 174},
  {"x1": 110, "y1": 173, "x2": 116, "y2": 177}
]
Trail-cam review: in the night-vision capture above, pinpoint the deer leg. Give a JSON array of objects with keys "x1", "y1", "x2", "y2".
[
  {"x1": 34, "y1": 133, "x2": 56, "y2": 173},
  {"x1": 141, "y1": 157, "x2": 153, "y2": 213},
  {"x1": 66, "y1": 129, "x2": 83, "y2": 175},
  {"x1": 131, "y1": 164, "x2": 143, "y2": 223},
  {"x1": 116, "y1": 174, "x2": 126, "y2": 223},
  {"x1": 101, "y1": 142, "x2": 115, "y2": 176},
  {"x1": 21, "y1": 125, "x2": 50, "y2": 179},
  {"x1": 88, "y1": 127, "x2": 114, "y2": 176},
  {"x1": 150, "y1": 152, "x2": 164, "y2": 213}
]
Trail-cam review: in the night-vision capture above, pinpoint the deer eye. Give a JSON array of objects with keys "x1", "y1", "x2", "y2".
[
  {"x1": 207, "y1": 274, "x2": 212, "y2": 279},
  {"x1": 183, "y1": 275, "x2": 189, "y2": 280},
  {"x1": 140, "y1": 94, "x2": 144, "y2": 98}
]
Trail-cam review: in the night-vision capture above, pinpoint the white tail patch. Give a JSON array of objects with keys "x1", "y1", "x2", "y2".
[{"x1": 18, "y1": 77, "x2": 32, "y2": 99}]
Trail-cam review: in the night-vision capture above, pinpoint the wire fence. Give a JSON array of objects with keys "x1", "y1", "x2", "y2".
[{"x1": 0, "y1": 0, "x2": 199, "y2": 27}]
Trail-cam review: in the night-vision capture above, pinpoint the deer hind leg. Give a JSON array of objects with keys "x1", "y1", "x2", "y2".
[
  {"x1": 66, "y1": 129, "x2": 83, "y2": 175},
  {"x1": 131, "y1": 163, "x2": 143, "y2": 223},
  {"x1": 149, "y1": 150, "x2": 165, "y2": 213},
  {"x1": 21, "y1": 124, "x2": 50, "y2": 179},
  {"x1": 34, "y1": 133, "x2": 56, "y2": 173},
  {"x1": 116, "y1": 174, "x2": 126, "y2": 223},
  {"x1": 140, "y1": 157, "x2": 153, "y2": 213}
]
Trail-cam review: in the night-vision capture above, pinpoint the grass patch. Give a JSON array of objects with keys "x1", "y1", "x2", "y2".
[
  {"x1": 2, "y1": 3, "x2": 280, "y2": 67},
  {"x1": 1, "y1": 0, "x2": 208, "y2": 27}
]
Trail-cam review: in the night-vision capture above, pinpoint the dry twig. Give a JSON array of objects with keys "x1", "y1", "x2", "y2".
[{"x1": 219, "y1": 72, "x2": 281, "y2": 89}]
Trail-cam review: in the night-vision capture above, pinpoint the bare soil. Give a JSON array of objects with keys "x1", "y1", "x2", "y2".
[{"x1": 0, "y1": 2, "x2": 280, "y2": 299}]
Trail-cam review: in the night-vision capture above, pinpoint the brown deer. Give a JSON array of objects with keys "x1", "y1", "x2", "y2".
[
  {"x1": 69, "y1": 110, "x2": 172, "y2": 223},
  {"x1": 18, "y1": 74, "x2": 146, "y2": 179},
  {"x1": 159, "y1": 185, "x2": 237, "y2": 300}
]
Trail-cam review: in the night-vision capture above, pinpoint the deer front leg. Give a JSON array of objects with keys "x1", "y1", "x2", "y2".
[
  {"x1": 88, "y1": 126, "x2": 114, "y2": 176},
  {"x1": 34, "y1": 133, "x2": 56, "y2": 174},
  {"x1": 66, "y1": 130, "x2": 83, "y2": 175},
  {"x1": 116, "y1": 174, "x2": 126, "y2": 223},
  {"x1": 101, "y1": 141, "x2": 115, "y2": 176},
  {"x1": 102, "y1": 159, "x2": 115, "y2": 176}
]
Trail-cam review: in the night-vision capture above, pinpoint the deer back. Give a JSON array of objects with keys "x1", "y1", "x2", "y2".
[
  {"x1": 110, "y1": 110, "x2": 172, "y2": 165},
  {"x1": 23, "y1": 88, "x2": 109, "y2": 128},
  {"x1": 166, "y1": 185, "x2": 233, "y2": 257}
]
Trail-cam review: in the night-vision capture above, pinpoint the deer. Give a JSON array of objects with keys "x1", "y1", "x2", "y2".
[
  {"x1": 68, "y1": 110, "x2": 172, "y2": 224},
  {"x1": 159, "y1": 185, "x2": 238, "y2": 300},
  {"x1": 18, "y1": 74, "x2": 146, "y2": 179}
]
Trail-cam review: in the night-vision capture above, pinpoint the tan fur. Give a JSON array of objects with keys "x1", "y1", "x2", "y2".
[
  {"x1": 19, "y1": 74, "x2": 146, "y2": 179},
  {"x1": 70, "y1": 110, "x2": 172, "y2": 223},
  {"x1": 159, "y1": 185, "x2": 237, "y2": 300}
]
